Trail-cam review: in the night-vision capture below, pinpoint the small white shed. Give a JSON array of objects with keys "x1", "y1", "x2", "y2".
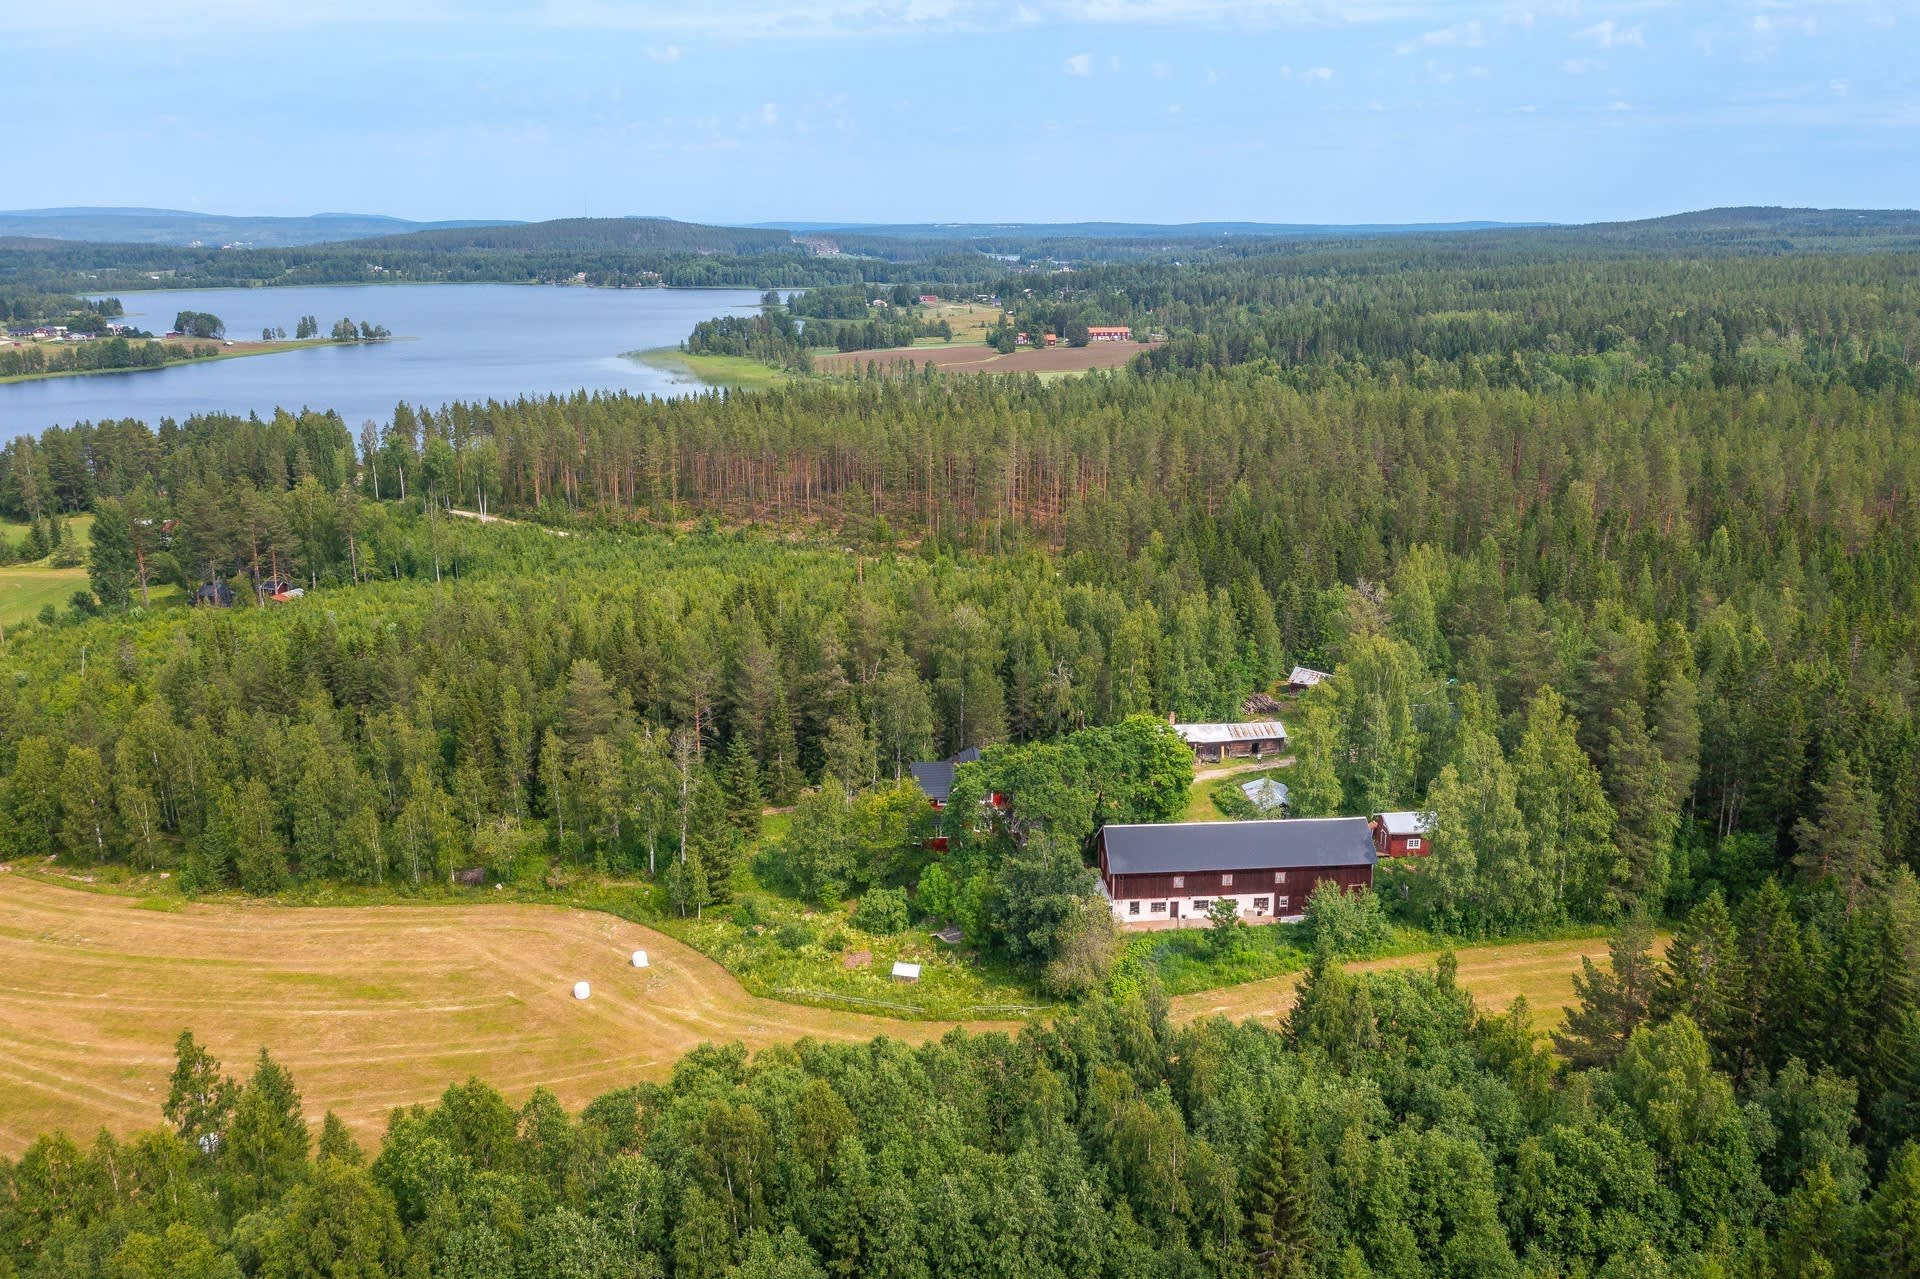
[{"x1": 890, "y1": 961, "x2": 922, "y2": 983}]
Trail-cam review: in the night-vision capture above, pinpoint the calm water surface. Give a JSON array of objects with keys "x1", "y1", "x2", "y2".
[{"x1": 0, "y1": 284, "x2": 766, "y2": 437}]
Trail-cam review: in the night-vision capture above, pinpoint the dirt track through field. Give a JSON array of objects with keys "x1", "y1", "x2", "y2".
[
  {"x1": 0, "y1": 876, "x2": 1002, "y2": 1151},
  {"x1": 0, "y1": 876, "x2": 1612, "y2": 1153}
]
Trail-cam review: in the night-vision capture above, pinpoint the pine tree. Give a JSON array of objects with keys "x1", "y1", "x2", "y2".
[
  {"x1": 1553, "y1": 913, "x2": 1658, "y2": 1068},
  {"x1": 1243, "y1": 1117, "x2": 1316, "y2": 1278}
]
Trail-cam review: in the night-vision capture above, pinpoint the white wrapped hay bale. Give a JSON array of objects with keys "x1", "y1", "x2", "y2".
[
  {"x1": 572, "y1": 981, "x2": 591, "y2": 1000},
  {"x1": 631, "y1": 950, "x2": 649, "y2": 969}
]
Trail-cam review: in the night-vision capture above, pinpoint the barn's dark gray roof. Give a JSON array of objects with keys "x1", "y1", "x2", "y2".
[
  {"x1": 1100, "y1": 817, "x2": 1377, "y2": 875},
  {"x1": 908, "y1": 747, "x2": 982, "y2": 803}
]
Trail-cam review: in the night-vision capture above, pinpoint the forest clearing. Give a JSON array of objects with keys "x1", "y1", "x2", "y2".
[
  {"x1": 810, "y1": 339, "x2": 1149, "y2": 375},
  {"x1": 0, "y1": 872, "x2": 1608, "y2": 1154}
]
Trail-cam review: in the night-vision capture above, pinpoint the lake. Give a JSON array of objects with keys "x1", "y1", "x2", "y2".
[{"x1": 0, "y1": 283, "x2": 768, "y2": 438}]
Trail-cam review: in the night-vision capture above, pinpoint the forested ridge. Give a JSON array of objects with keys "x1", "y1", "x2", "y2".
[{"x1": 2, "y1": 227, "x2": 1919, "y2": 1274}]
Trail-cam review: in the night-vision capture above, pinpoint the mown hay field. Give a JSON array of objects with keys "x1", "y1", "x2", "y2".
[{"x1": 0, "y1": 874, "x2": 1611, "y2": 1152}]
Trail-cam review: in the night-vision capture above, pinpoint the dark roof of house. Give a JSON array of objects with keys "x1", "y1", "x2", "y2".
[
  {"x1": 1100, "y1": 817, "x2": 1377, "y2": 876},
  {"x1": 908, "y1": 747, "x2": 983, "y2": 803}
]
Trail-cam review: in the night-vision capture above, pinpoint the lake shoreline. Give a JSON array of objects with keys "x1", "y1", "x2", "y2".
[
  {"x1": 2, "y1": 283, "x2": 768, "y2": 432},
  {"x1": 0, "y1": 339, "x2": 332, "y2": 386},
  {"x1": 624, "y1": 347, "x2": 797, "y2": 391}
]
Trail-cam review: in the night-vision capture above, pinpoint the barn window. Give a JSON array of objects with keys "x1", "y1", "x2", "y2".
[
  {"x1": 1172, "y1": 875, "x2": 1185, "y2": 889},
  {"x1": 1274, "y1": 871, "x2": 1287, "y2": 884},
  {"x1": 1407, "y1": 837, "x2": 1422, "y2": 850},
  {"x1": 1150, "y1": 901, "x2": 1167, "y2": 913},
  {"x1": 1128, "y1": 900, "x2": 1140, "y2": 915},
  {"x1": 1220, "y1": 873, "x2": 1233, "y2": 887},
  {"x1": 1277, "y1": 896, "x2": 1290, "y2": 910},
  {"x1": 1193, "y1": 899, "x2": 1212, "y2": 912},
  {"x1": 1254, "y1": 897, "x2": 1270, "y2": 914}
]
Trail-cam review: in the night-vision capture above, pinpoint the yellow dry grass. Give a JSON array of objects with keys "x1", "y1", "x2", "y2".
[
  {"x1": 0, "y1": 875, "x2": 1004, "y2": 1152},
  {"x1": 0, "y1": 874, "x2": 1623, "y2": 1154},
  {"x1": 1168, "y1": 934, "x2": 1618, "y2": 1031}
]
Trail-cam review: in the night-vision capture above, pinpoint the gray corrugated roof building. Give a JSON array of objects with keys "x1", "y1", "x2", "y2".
[
  {"x1": 1099, "y1": 816, "x2": 1377, "y2": 875},
  {"x1": 1172, "y1": 720, "x2": 1287, "y2": 746},
  {"x1": 907, "y1": 746, "x2": 982, "y2": 804}
]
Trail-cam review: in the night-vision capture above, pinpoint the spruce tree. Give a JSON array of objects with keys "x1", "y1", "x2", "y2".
[
  {"x1": 1794, "y1": 754, "x2": 1886, "y2": 909},
  {"x1": 1243, "y1": 1117, "x2": 1316, "y2": 1278},
  {"x1": 721, "y1": 733, "x2": 764, "y2": 833},
  {"x1": 317, "y1": 1111, "x2": 365, "y2": 1165},
  {"x1": 164, "y1": 1030, "x2": 236, "y2": 1156},
  {"x1": 1859, "y1": 1142, "x2": 1920, "y2": 1279},
  {"x1": 1656, "y1": 889, "x2": 1745, "y2": 1070},
  {"x1": 1736, "y1": 878, "x2": 1806, "y2": 1075},
  {"x1": 222, "y1": 1048, "x2": 310, "y2": 1217}
]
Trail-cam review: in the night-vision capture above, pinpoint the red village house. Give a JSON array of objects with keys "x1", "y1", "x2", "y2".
[{"x1": 1370, "y1": 811, "x2": 1432, "y2": 857}]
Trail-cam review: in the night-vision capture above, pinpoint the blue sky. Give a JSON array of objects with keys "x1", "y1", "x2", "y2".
[{"x1": 5, "y1": 1, "x2": 1915, "y2": 225}]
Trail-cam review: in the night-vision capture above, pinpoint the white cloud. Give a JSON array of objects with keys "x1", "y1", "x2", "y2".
[
  {"x1": 1395, "y1": 17, "x2": 1483, "y2": 55},
  {"x1": 1607, "y1": 99, "x2": 1631, "y2": 111},
  {"x1": 1830, "y1": 78, "x2": 1850, "y2": 96},
  {"x1": 1151, "y1": 60, "x2": 1171, "y2": 77},
  {"x1": 757, "y1": 102, "x2": 779, "y2": 125},
  {"x1": 1576, "y1": 19, "x2": 1644, "y2": 49},
  {"x1": 1064, "y1": 51, "x2": 1093, "y2": 74},
  {"x1": 1514, "y1": 102, "x2": 1537, "y2": 112},
  {"x1": 1300, "y1": 65, "x2": 1335, "y2": 84},
  {"x1": 1560, "y1": 56, "x2": 1605, "y2": 74},
  {"x1": 646, "y1": 44, "x2": 682, "y2": 62}
]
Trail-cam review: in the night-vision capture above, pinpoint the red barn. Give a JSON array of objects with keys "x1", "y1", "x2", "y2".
[{"x1": 1096, "y1": 817, "x2": 1377, "y2": 927}]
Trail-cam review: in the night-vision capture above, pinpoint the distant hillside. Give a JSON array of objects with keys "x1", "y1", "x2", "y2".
[
  {"x1": 353, "y1": 217, "x2": 798, "y2": 255},
  {"x1": 0, "y1": 208, "x2": 517, "y2": 248},
  {"x1": 758, "y1": 219, "x2": 1550, "y2": 240}
]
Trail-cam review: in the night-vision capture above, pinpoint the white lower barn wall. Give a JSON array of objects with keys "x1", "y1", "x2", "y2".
[{"x1": 1097, "y1": 881, "x2": 1301, "y2": 928}]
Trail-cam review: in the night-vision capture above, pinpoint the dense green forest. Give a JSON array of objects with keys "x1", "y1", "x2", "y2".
[{"x1": 2, "y1": 220, "x2": 1919, "y2": 1272}]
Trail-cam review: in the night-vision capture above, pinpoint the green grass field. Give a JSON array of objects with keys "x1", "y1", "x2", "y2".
[
  {"x1": 0, "y1": 515, "x2": 92, "y2": 627},
  {"x1": 626, "y1": 348, "x2": 797, "y2": 391}
]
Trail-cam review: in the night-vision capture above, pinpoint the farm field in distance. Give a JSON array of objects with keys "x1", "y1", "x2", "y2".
[
  {"x1": 811, "y1": 338, "x2": 1151, "y2": 376},
  {"x1": 0, "y1": 872, "x2": 1610, "y2": 1153}
]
